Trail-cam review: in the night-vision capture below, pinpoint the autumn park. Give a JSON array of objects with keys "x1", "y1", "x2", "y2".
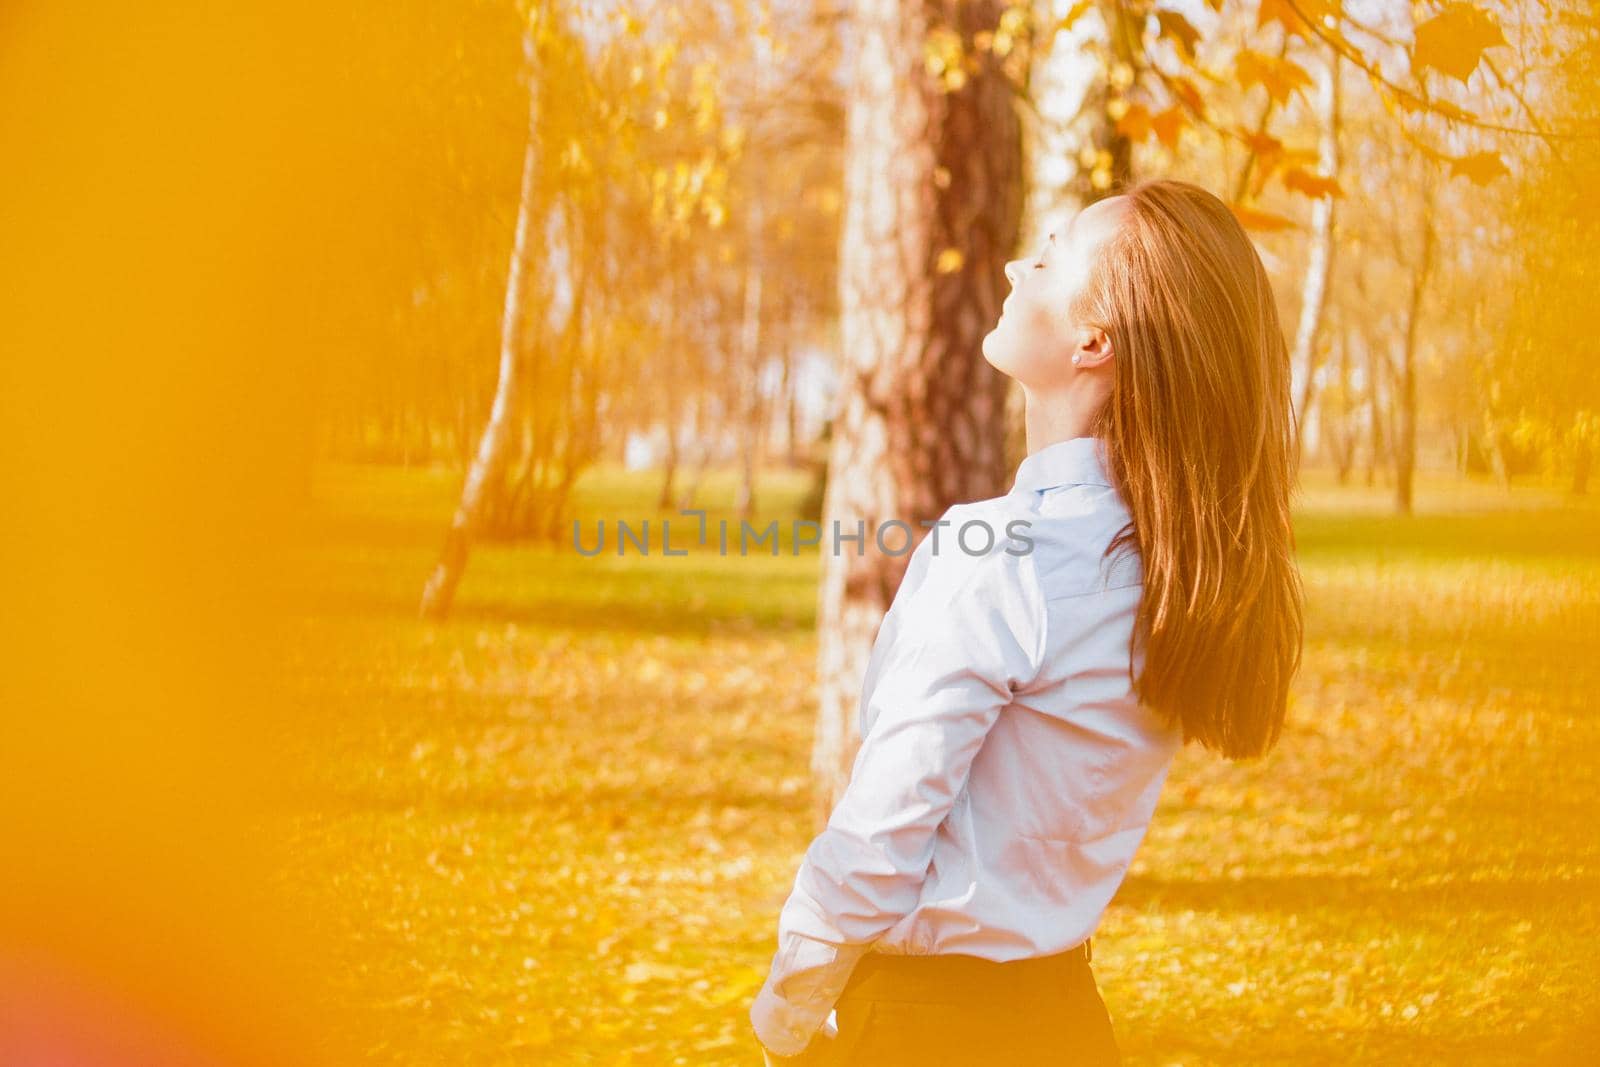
[{"x1": 2, "y1": 0, "x2": 1599, "y2": 1065}]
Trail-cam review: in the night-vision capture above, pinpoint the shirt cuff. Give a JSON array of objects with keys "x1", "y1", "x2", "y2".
[{"x1": 749, "y1": 978, "x2": 825, "y2": 1057}]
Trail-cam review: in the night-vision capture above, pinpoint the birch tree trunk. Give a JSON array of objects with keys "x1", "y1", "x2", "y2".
[
  {"x1": 812, "y1": 0, "x2": 1027, "y2": 822},
  {"x1": 419, "y1": 26, "x2": 543, "y2": 620}
]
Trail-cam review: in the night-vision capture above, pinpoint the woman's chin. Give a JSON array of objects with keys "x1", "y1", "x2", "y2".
[{"x1": 980, "y1": 328, "x2": 1011, "y2": 372}]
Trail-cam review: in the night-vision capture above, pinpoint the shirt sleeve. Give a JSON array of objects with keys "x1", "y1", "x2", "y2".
[{"x1": 749, "y1": 515, "x2": 1045, "y2": 1056}]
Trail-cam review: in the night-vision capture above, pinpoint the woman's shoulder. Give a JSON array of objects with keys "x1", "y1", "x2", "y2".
[
  {"x1": 1004, "y1": 486, "x2": 1143, "y2": 601},
  {"x1": 895, "y1": 499, "x2": 1045, "y2": 630},
  {"x1": 880, "y1": 499, "x2": 1048, "y2": 683}
]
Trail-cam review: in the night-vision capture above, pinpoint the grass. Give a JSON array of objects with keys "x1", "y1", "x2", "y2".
[{"x1": 270, "y1": 461, "x2": 1600, "y2": 1065}]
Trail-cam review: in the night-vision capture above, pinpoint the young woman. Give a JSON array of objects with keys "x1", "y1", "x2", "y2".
[{"x1": 750, "y1": 178, "x2": 1305, "y2": 1065}]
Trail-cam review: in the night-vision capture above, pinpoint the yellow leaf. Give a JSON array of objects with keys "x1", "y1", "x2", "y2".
[
  {"x1": 1156, "y1": 11, "x2": 1201, "y2": 60},
  {"x1": 1235, "y1": 49, "x2": 1314, "y2": 105},
  {"x1": 1282, "y1": 166, "x2": 1343, "y2": 199},
  {"x1": 1448, "y1": 151, "x2": 1508, "y2": 185},
  {"x1": 1414, "y1": 2, "x2": 1506, "y2": 84},
  {"x1": 1151, "y1": 106, "x2": 1186, "y2": 151},
  {"x1": 1057, "y1": 0, "x2": 1095, "y2": 34},
  {"x1": 1114, "y1": 102, "x2": 1151, "y2": 142},
  {"x1": 1257, "y1": 0, "x2": 1332, "y2": 38}
]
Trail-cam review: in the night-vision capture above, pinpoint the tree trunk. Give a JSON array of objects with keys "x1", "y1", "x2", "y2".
[
  {"x1": 1395, "y1": 203, "x2": 1435, "y2": 516},
  {"x1": 812, "y1": 0, "x2": 1027, "y2": 823},
  {"x1": 1365, "y1": 328, "x2": 1384, "y2": 487},
  {"x1": 658, "y1": 429, "x2": 680, "y2": 509},
  {"x1": 419, "y1": 26, "x2": 543, "y2": 619},
  {"x1": 1331, "y1": 327, "x2": 1355, "y2": 484},
  {"x1": 1488, "y1": 425, "x2": 1514, "y2": 489},
  {"x1": 1290, "y1": 48, "x2": 1340, "y2": 465},
  {"x1": 780, "y1": 297, "x2": 802, "y2": 466},
  {"x1": 735, "y1": 202, "x2": 765, "y2": 520},
  {"x1": 676, "y1": 409, "x2": 710, "y2": 511},
  {"x1": 657, "y1": 262, "x2": 683, "y2": 509}
]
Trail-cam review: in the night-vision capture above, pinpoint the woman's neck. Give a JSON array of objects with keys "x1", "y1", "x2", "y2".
[{"x1": 1021, "y1": 383, "x2": 1108, "y2": 455}]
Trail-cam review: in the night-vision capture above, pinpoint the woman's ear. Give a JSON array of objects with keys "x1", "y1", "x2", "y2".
[{"x1": 1071, "y1": 326, "x2": 1113, "y2": 369}]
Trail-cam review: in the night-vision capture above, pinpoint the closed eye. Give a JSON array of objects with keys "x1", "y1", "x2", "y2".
[{"x1": 1034, "y1": 232, "x2": 1054, "y2": 269}]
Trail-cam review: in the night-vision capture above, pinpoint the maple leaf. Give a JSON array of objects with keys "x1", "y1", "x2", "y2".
[
  {"x1": 1413, "y1": 2, "x2": 1506, "y2": 84},
  {"x1": 1151, "y1": 106, "x2": 1187, "y2": 151},
  {"x1": 1239, "y1": 129, "x2": 1285, "y2": 163},
  {"x1": 1257, "y1": 0, "x2": 1334, "y2": 39},
  {"x1": 1157, "y1": 11, "x2": 1202, "y2": 60},
  {"x1": 1282, "y1": 166, "x2": 1344, "y2": 198},
  {"x1": 1449, "y1": 151, "x2": 1508, "y2": 185},
  {"x1": 1236, "y1": 48, "x2": 1315, "y2": 105},
  {"x1": 1116, "y1": 102, "x2": 1154, "y2": 143},
  {"x1": 1057, "y1": 0, "x2": 1096, "y2": 34}
]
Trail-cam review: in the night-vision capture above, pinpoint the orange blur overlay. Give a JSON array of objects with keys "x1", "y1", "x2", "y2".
[{"x1": 0, "y1": 4, "x2": 397, "y2": 1063}]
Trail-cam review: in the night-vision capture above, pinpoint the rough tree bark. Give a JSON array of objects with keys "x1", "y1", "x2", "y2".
[
  {"x1": 812, "y1": 0, "x2": 1027, "y2": 822},
  {"x1": 419, "y1": 24, "x2": 544, "y2": 619}
]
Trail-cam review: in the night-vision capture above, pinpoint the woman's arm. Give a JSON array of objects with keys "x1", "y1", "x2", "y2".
[{"x1": 749, "y1": 520, "x2": 1046, "y2": 1057}]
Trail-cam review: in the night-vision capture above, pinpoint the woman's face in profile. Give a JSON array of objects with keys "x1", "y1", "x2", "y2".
[{"x1": 982, "y1": 194, "x2": 1129, "y2": 389}]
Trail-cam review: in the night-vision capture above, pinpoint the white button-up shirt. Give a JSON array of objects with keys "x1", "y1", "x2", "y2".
[{"x1": 749, "y1": 435, "x2": 1185, "y2": 1057}]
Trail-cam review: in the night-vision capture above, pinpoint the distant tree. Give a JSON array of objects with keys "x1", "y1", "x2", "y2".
[{"x1": 421, "y1": 13, "x2": 550, "y2": 620}]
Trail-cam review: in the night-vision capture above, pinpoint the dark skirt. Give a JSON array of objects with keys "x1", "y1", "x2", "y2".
[{"x1": 812, "y1": 940, "x2": 1120, "y2": 1067}]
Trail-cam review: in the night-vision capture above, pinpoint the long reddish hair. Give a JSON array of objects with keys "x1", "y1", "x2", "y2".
[{"x1": 1079, "y1": 178, "x2": 1305, "y2": 759}]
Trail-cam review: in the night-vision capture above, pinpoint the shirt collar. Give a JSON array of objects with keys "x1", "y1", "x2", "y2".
[{"x1": 1011, "y1": 435, "x2": 1113, "y2": 492}]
